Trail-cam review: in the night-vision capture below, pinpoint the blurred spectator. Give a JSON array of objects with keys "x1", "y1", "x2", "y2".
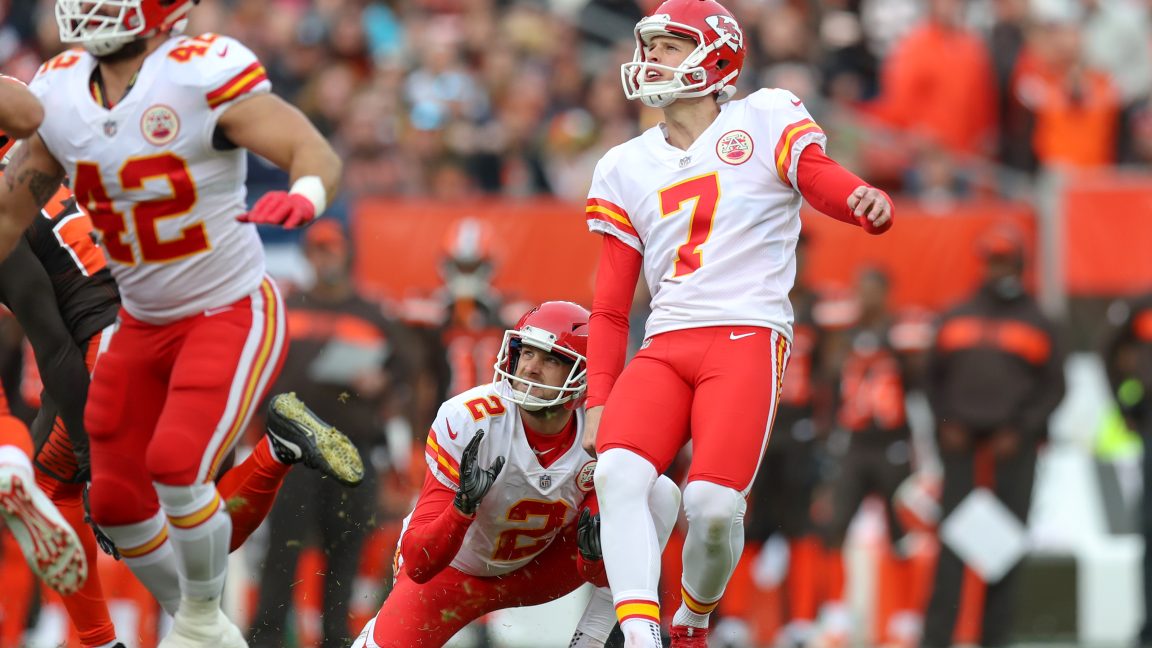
[
  {"x1": 922, "y1": 224, "x2": 1066, "y2": 648},
  {"x1": 1010, "y1": 4, "x2": 1122, "y2": 169},
  {"x1": 577, "y1": 0, "x2": 647, "y2": 64},
  {"x1": 1103, "y1": 293, "x2": 1152, "y2": 646},
  {"x1": 248, "y1": 221, "x2": 408, "y2": 648},
  {"x1": 819, "y1": 267, "x2": 919, "y2": 648},
  {"x1": 396, "y1": 216, "x2": 517, "y2": 426},
  {"x1": 868, "y1": 0, "x2": 998, "y2": 158},
  {"x1": 903, "y1": 143, "x2": 974, "y2": 211},
  {"x1": 403, "y1": 24, "x2": 488, "y2": 133},
  {"x1": 816, "y1": 1, "x2": 884, "y2": 102},
  {"x1": 1079, "y1": 0, "x2": 1152, "y2": 162},
  {"x1": 984, "y1": 0, "x2": 1033, "y2": 169}
]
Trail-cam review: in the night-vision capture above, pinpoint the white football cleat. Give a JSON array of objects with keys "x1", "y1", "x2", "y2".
[
  {"x1": 159, "y1": 598, "x2": 247, "y2": 648},
  {"x1": 0, "y1": 461, "x2": 87, "y2": 595}
]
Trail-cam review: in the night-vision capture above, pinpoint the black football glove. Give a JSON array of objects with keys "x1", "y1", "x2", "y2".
[
  {"x1": 577, "y1": 508, "x2": 602, "y2": 562},
  {"x1": 453, "y1": 430, "x2": 505, "y2": 516},
  {"x1": 83, "y1": 484, "x2": 120, "y2": 560}
]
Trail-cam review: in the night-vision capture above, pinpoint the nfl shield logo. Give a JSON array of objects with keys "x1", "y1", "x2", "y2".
[
  {"x1": 103, "y1": 120, "x2": 117, "y2": 137},
  {"x1": 539, "y1": 474, "x2": 552, "y2": 489}
]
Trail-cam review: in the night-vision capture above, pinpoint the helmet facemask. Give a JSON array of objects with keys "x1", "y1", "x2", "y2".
[
  {"x1": 55, "y1": 0, "x2": 195, "y2": 56},
  {"x1": 493, "y1": 326, "x2": 587, "y2": 412}
]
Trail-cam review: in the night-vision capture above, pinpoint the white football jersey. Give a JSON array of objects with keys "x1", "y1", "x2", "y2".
[
  {"x1": 30, "y1": 34, "x2": 269, "y2": 324},
  {"x1": 586, "y1": 88, "x2": 828, "y2": 342},
  {"x1": 407, "y1": 381, "x2": 596, "y2": 577}
]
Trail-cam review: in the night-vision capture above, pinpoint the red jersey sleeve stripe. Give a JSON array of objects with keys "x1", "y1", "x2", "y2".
[
  {"x1": 586, "y1": 199, "x2": 639, "y2": 238},
  {"x1": 774, "y1": 119, "x2": 823, "y2": 184},
  {"x1": 425, "y1": 429, "x2": 461, "y2": 484},
  {"x1": 205, "y1": 62, "x2": 267, "y2": 109}
]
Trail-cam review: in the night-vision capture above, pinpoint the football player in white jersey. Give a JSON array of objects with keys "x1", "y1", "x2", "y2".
[
  {"x1": 581, "y1": 1, "x2": 895, "y2": 646},
  {"x1": 352, "y1": 301, "x2": 682, "y2": 648},
  {"x1": 0, "y1": 0, "x2": 346, "y2": 645}
]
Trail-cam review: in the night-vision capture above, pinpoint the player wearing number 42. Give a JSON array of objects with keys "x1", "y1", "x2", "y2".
[
  {"x1": 352, "y1": 301, "x2": 682, "y2": 648},
  {"x1": 0, "y1": 0, "x2": 341, "y2": 645},
  {"x1": 582, "y1": 1, "x2": 894, "y2": 647}
]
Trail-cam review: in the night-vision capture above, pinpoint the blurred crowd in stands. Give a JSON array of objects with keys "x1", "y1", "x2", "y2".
[{"x1": 4, "y1": 0, "x2": 1150, "y2": 205}]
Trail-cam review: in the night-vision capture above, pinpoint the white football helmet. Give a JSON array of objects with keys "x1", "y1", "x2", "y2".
[{"x1": 55, "y1": 0, "x2": 197, "y2": 56}]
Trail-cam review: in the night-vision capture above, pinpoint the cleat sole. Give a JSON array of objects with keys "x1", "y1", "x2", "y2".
[{"x1": 269, "y1": 393, "x2": 365, "y2": 487}]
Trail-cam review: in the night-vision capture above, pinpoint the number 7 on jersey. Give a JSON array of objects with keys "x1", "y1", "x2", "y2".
[{"x1": 659, "y1": 172, "x2": 720, "y2": 278}]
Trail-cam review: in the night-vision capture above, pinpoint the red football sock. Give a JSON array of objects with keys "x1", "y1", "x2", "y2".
[
  {"x1": 788, "y1": 536, "x2": 822, "y2": 622},
  {"x1": 218, "y1": 439, "x2": 290, "y2": 551},
  {"x1": 824, "y1": 547, "x2": 846, "y2": 604},
  {"x1": 37, "y1": 478, "x2": 117, "y2": 647}
]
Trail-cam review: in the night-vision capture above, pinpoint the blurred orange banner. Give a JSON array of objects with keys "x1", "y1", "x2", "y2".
[
  {"x1": 1062, "y1": 171, "x2": 1152, "y2": 296},
  {"x1": 353, "y1": 198, "x2": 1036, "y2": 312}
]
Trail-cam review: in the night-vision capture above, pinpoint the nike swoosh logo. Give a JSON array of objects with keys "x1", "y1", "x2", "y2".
[
  {"x1": 217, "y1": 45, "x2": 229, "y2": 57},
  {"x1": 730, "y1": 332, "x2": 757, "y2": 340},
  {"x1": 791, "y1": 99, "x2": 802, "y2": 106},
  {"x1": 446, "y1": 420, "x2": 458, "y2": 440},
  {"x1": 204, "y1": 306, "x2": 233, "y2": 317}
]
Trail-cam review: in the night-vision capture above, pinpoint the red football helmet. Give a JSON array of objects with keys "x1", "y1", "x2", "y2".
[
  {"x1": 493, "y1": 301, "x2": 589, "y2": 411},
  {"x1": 55, "y1": 0, "x2": 198, "y2": 56},
  {"x1": 621, "y1": 0, "x2": 746, "y2": 108}
]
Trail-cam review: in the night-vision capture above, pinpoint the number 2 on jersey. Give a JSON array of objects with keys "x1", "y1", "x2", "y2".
[
  {"x1": 73, "y1": 153, "x2": 210, "y2": 265},
  {"x1": 492, "y1": 499, "x2": 570, "y2": 562},
  {"x1": 464, "y1": 395, "x2": 506, "y2": 422},
  {"x1": 659, "y1": 172, "x2": 720, "y2": 277}
]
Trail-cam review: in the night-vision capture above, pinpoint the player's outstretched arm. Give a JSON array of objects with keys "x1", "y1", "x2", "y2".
[
  {"x1": 0, "y1": 239, "x2": 93, "y2": 477},
  {"x1": 0, "y1": 135, "x2": 65, "y2": 260},
  {"x1": 796, "y1": 143, "x2": 893, "y2": 234},
  {"x1": 219, "y1": 94, "x2": 342, "y2": 229},
  {"x1": 0, "y1": 77, "x2": 43, "y2": 139},
  {"x1": 399, "y1": 431, "x2": 505, "y2": 584}
]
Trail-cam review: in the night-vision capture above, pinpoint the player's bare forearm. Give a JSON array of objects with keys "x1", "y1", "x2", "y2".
[
  {"x1": 0, "y1": 137, "x2": 64, "y2": 259},
  {"x1": 219, "y1": 94, "x2": 342, "y2": 200},
  {"x1": 286, "y1": 134, "x2": 342, "y2": 200},
  {"x1": 0, "y1": 79, "x2": 44, "y2": 139}
]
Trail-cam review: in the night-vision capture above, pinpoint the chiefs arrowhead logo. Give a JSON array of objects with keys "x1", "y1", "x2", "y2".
[
  {"x1": 716, "y1": 129, "x2": 754, "y2": 166},
  {"x1": 577, "y1": 460, "x2": 596, "y2": 493}
]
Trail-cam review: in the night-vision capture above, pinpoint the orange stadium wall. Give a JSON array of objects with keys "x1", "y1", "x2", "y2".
[
  {"x1": 1062, "y1": 171, "x2": 1152, "y2": 296},
  {"x1": 352, "y1": 198, "x2": 1037, "y2": 312}
]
